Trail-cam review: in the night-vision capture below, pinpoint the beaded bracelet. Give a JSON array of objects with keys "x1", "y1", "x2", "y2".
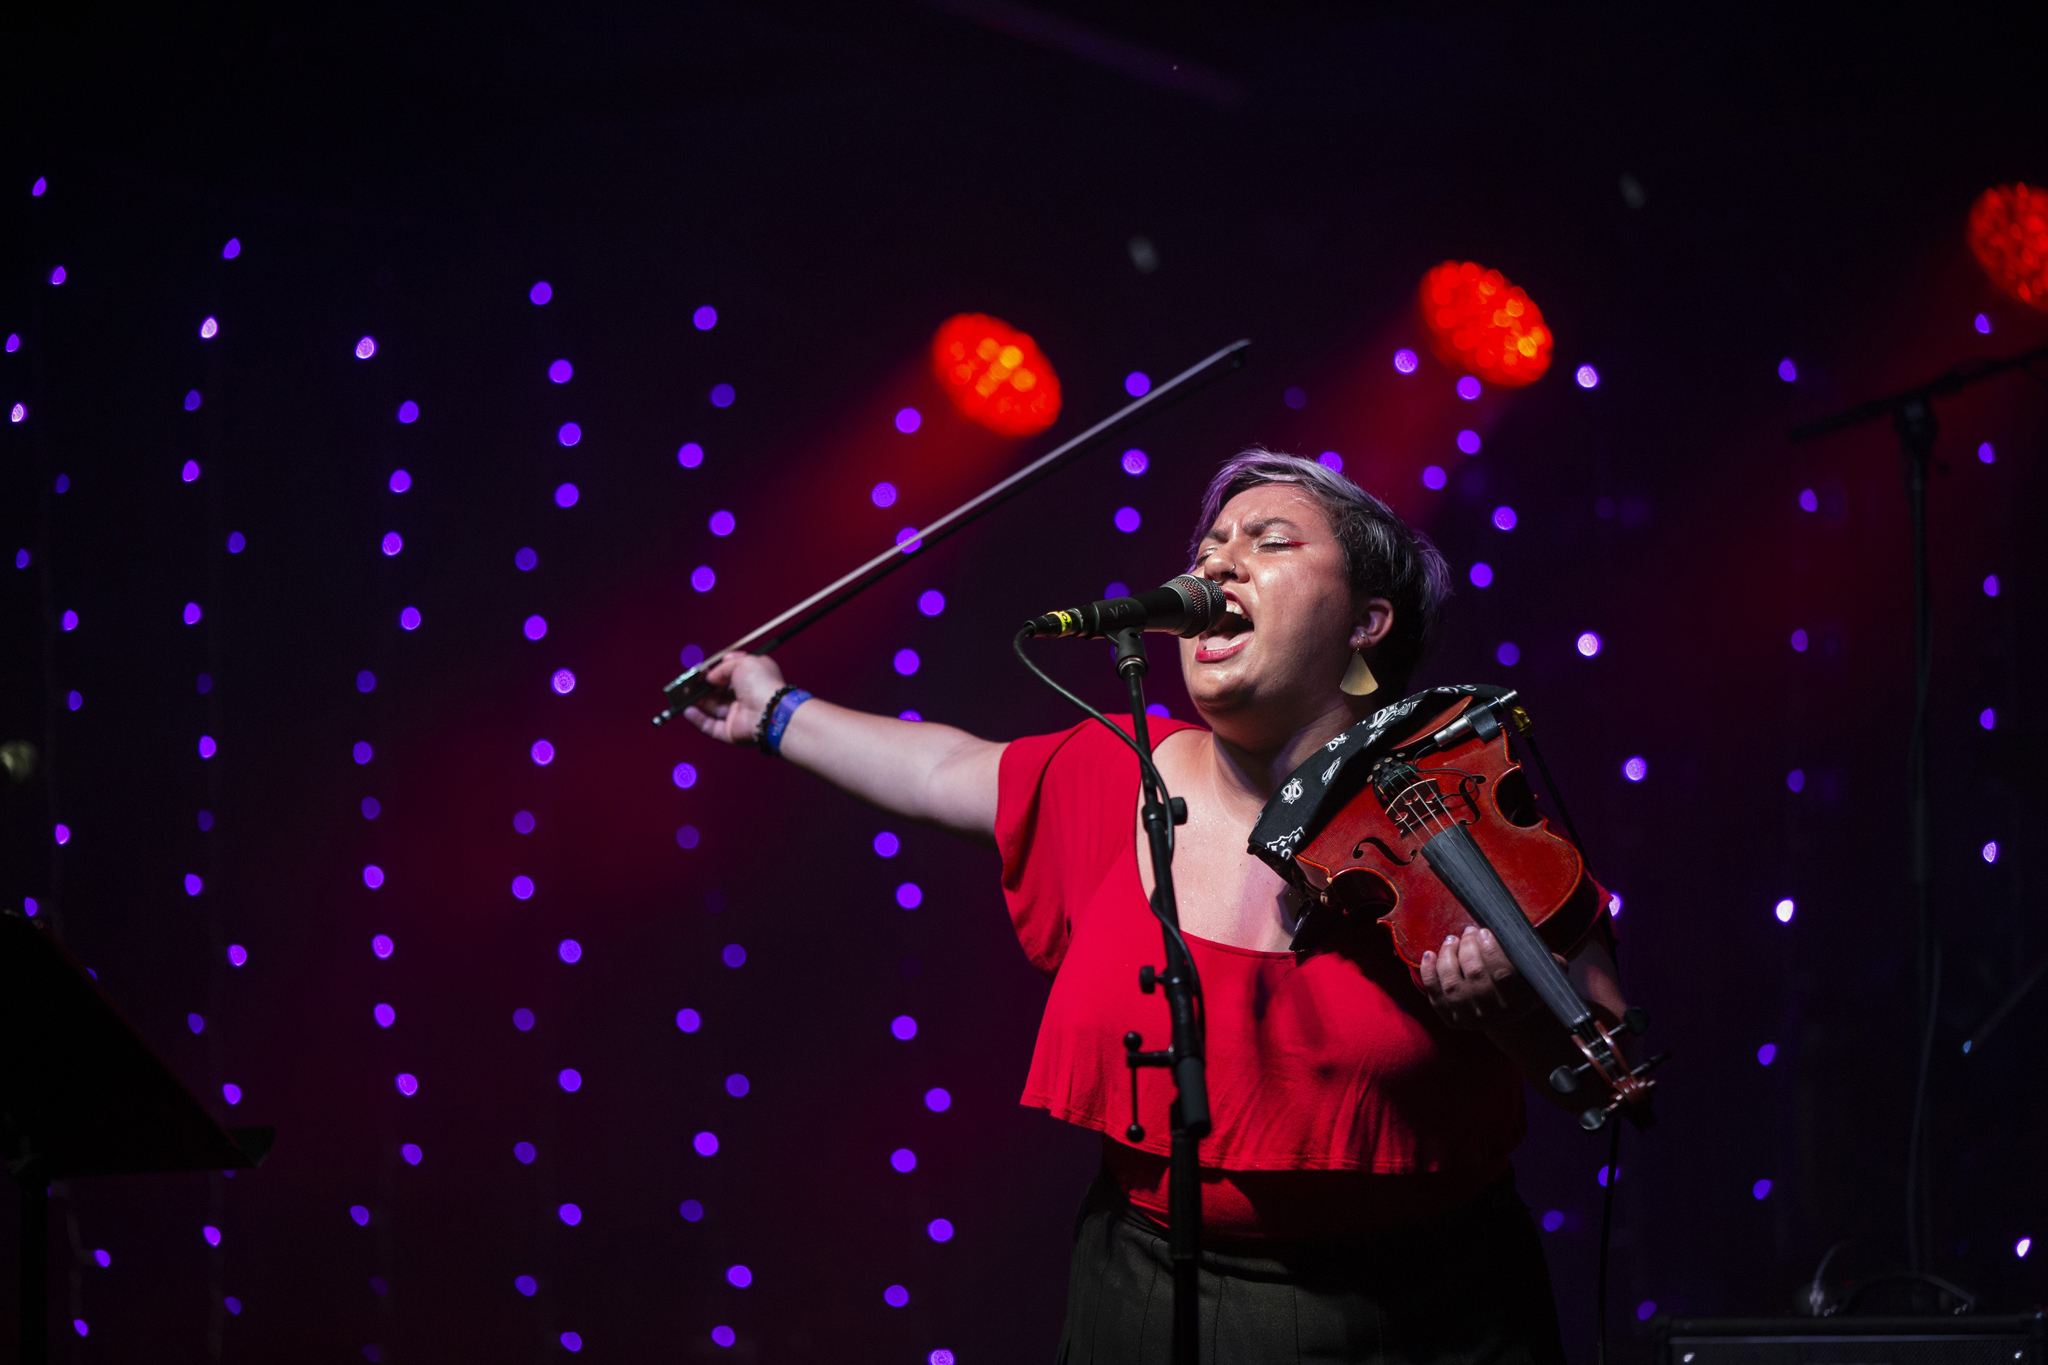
[
  {"x1": 754, "y1": 686, "x2": 814, "y2": 758},
  {"x1": 752, "y1": 685, "x2": 796, "y2": 753}
]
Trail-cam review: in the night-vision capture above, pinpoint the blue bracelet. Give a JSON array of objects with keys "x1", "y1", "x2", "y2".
[{"x1": 762, "y1": 688, "x2": 814, "y2": 757}]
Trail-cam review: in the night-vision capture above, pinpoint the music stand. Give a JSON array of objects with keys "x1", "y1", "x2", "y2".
[{"x1": 1, "y1": 910, "x2": 273, "y2": 1364}]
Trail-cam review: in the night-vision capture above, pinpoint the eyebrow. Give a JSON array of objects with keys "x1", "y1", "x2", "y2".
[{"x1": 1200, "y1": 515, "x2": 1308, "y2": 546}]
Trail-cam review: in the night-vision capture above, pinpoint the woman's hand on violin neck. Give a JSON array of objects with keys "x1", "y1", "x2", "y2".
[
  {"x1": 1422, "y1": 928, "x2": 1633, "y2": 1113},
  {"x1": 680, "y1": 652, "x2": 787, "y2": 746},
  {"x1": 1417, "y1": 926, "x2": 1545, "y2": 1031}
]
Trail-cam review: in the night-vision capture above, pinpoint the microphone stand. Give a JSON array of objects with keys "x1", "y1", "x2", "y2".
[
  {"x1": 1106, "y1": 627, "x2": 1210, "y2": 1365},
  {"x1": 1788, "y1": 339, "x2": 2048, "y2": 1274}
]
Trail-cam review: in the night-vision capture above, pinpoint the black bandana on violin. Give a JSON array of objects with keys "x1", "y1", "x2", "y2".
[{"x1": 1248, "y1": 684, "x2": 1513, "y2": 885}]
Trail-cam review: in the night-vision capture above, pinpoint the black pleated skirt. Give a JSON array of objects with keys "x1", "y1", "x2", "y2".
[{"x1": 1057, "y1": 1166, "x2": 1566, "y2": 1365}]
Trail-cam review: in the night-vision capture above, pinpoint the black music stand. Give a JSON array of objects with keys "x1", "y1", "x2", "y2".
[{"x1": 1, "y1": 910, "x2": 273, "y2": 1364}]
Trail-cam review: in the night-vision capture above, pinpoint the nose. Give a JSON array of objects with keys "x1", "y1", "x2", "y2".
[{"x1": 1199, "y1": 545, "x2": 1243, "y2": 583}]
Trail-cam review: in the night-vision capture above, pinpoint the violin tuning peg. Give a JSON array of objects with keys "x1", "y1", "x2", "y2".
[
  {"x1": 1621, "y1": 1006, "x2": 1650, "y2": 1035},
  {"x1": 1551, "y1": 1054, "x2": 1598, "y2": 1094},
  {"x1": 1579, "y1": 1107, "x2": 1610, "y2": 1132}
]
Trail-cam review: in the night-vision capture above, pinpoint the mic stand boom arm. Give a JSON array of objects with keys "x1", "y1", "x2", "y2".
[{"x1": 652, "y1": 338, "x2": 1253, "y2": 724}]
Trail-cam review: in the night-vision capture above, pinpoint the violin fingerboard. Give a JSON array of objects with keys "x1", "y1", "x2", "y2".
[{"x1": 1421, "y1": 824, "x2": 1593, "y2": 1031}]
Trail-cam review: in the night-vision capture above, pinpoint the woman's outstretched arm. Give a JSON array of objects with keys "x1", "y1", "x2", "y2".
[{"x1": 680, "y1": 651, "x2": 1005, "y2": 846}]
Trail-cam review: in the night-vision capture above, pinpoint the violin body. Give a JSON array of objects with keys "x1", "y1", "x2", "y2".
[
  {"x1": 1266, "y1": 688, "x2": 1661, "y2": 1129},
  {"x1": 1291, "y1": 696, "x2": 1606, "y2": 969}
]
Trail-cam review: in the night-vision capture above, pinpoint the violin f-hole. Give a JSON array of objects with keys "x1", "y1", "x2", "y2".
[{"x1": 1349, "y1": 834, "x2": 1411, "y2": 865}]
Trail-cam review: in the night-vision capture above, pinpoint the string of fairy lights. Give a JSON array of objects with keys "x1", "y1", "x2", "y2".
[{"x1": 192, "y1": 228, "x2": 243, "y2": 1353}]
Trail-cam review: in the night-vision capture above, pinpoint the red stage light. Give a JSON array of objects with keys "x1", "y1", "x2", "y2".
[
  {"x1": 1968, "y1": 183, "x2": 2048, "y2": 310},
  {"x1": 1417, "y1": 261, "x2": 1553, "y2": 387},
  {"x1": 930, "y1": 314, "x2": 1061, "y2": 436}
]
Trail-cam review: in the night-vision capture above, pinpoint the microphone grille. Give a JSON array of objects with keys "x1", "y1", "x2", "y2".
[{"x1": 1169, "y1": 574, "x2": 1225, "y2": 636}]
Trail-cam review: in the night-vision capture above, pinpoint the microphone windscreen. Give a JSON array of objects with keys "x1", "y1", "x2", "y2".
[{"x1": 1167, "y1": 575, "x2": 1225, "y2": 636}]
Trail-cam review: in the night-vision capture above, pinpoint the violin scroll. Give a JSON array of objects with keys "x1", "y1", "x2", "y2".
[{"x1": 1548, "y1": 1007, "x2": 1665, "y2": 1130}]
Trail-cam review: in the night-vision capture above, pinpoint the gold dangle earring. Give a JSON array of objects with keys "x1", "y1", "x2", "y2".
[{"x1": 1339, "y1": 646, "x2": 1379, "y2": 697}]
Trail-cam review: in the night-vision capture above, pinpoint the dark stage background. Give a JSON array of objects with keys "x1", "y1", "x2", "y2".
[{"x1": 3, "y1": 3, "x2": 2046, "y2": 1361}]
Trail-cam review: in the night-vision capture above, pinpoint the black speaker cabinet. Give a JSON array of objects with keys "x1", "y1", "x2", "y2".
[{"x1": 1657, "y1": 1315, "x2": 2045, "y2": 1365}]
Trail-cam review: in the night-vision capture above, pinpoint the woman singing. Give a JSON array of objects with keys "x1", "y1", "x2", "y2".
[{"x1": 684, "y1": 450, "x2": 1625, "y2": 1364}]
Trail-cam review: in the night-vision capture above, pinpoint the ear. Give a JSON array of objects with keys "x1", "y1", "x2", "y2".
[{"x1": 1350, "y1": 597, "x2": 1395, "y2": 650}]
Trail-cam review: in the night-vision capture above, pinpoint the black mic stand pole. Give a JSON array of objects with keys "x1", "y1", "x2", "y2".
[
  {"x1": 1108, "y1": 627, "x2": 1210, "y2": 1365},
  {"x1": 1789, "y1": 339, "x2": 2048, "y2": 1274}
]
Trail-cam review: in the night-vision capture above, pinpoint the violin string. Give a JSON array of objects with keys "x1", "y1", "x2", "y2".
[
  {"x1": 1405, "y1": 766, "x2": 1644, "y2": 1114},
  {"x1": 1412, "y1": 775, "x2": 1451, "y2": 837}
]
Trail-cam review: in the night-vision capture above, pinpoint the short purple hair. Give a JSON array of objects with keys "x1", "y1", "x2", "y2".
[{"x1": 1191, "y1": 449, "x2": 1450, "y2": 682}]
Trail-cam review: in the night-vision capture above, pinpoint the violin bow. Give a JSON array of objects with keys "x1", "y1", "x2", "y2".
[{"x1": 652, "y1": 337, "x2": 1253, "y2": 725}]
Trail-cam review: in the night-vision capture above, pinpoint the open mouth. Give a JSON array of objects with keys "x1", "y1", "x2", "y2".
[{"x1": 1194, "y1": 593, "x2": 1252, "y2": 662}]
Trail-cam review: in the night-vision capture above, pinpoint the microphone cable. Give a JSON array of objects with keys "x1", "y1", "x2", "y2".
[
  {"x1": 1596, "y1": 1117, "x2": 1621, "y2": 1365},
  {"x1": 1515, "y1": 720, "x2": 1627, "y2": 1365},
  {"x1": 1010, "y1": 626, "x2": 1204, "y2": 1011}
]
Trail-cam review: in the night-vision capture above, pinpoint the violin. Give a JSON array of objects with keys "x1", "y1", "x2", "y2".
[{"x1": 1255, "y1": 687, "x2": 1664, "y2": 1131}]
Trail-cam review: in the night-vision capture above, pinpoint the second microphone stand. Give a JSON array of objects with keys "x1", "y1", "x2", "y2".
[
  {"x1": 1107, "y1": 628, "x2": 1211, "y2": 1365},
  {"x1": 1789, "y1": 339, "x2": 2048, "y2": 1271}
]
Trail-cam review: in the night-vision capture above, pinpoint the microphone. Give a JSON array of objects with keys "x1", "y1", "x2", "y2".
[{"x1": 1026, "y1": 574, "x2": 1227, "y2": 639}]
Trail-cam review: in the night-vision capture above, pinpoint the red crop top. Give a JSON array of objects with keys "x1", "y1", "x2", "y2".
[{"x1": 996, "y1": 716, "x2": 1528, "y2": 1241}]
